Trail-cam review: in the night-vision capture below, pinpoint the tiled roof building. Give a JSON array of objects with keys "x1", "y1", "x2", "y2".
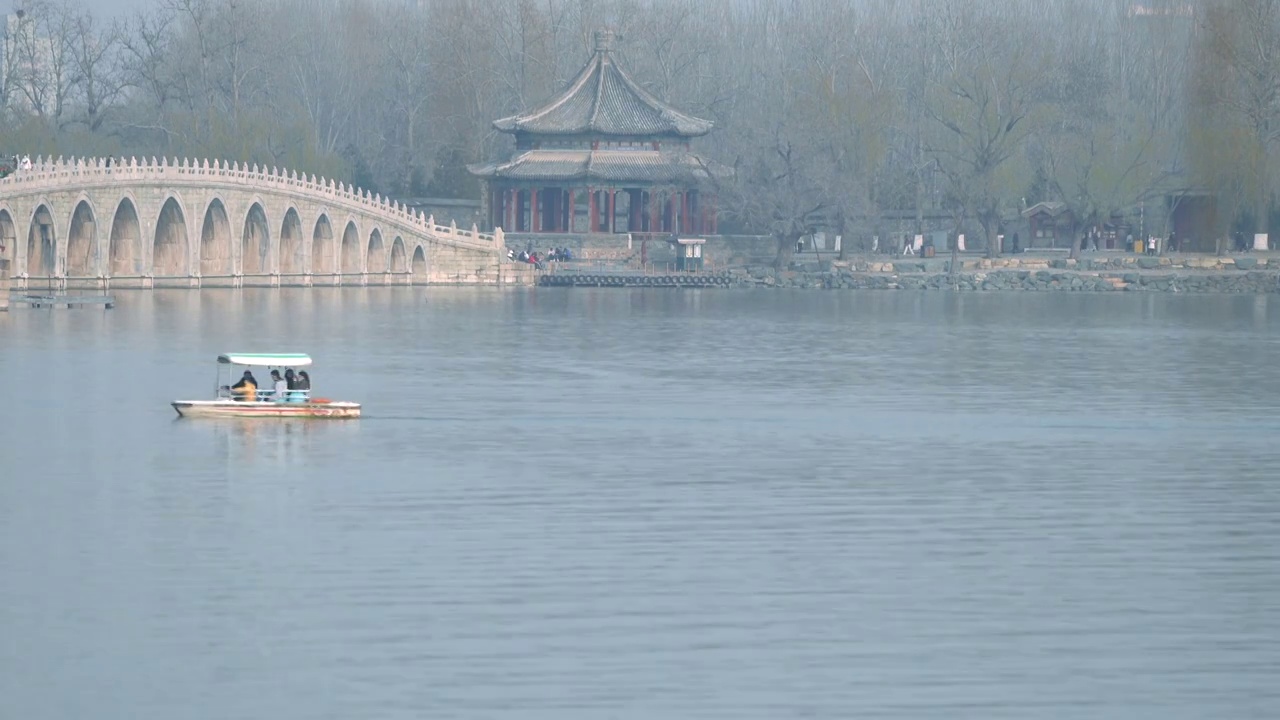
[{"x1": 470, "y1": 29, "x2": 724, "y2": 235}]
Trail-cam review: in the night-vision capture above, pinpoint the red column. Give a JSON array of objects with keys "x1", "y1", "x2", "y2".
[
  {"x1": 531, "y1": 188, "x2": 539, "y2": 232},
  {"x1": 608, "y1": 190, "x2": 616, "y2": 233},
  {"x1": 569, "y1": 189, "x2": 576, "y2": 233},
  {"x1": 589, "y1": 188, "x2": 598, "y2": 233},
  {"x1": 682, "y1": 192, "x2": 691, "y2": 234},
  {"x1": 649, "y1": 192, "x2": 659, "y2": 233}
]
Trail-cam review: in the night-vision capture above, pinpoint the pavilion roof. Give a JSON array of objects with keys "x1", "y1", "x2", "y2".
[
  {"x1": 492, "y1": 30, "x2": 714, "y2": 138},
  {"x1": 468, "y1": 148, "x2": 729, "y2": 185},
  {"x1": 1021, "y1": 201, "x2": 1069, "y2": 218}
]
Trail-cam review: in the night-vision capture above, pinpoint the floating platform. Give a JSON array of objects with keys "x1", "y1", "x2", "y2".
[
  {"x1": 9, "y1": 293, "x2": 115, "y2": 309},
  {"x1": 538, "y1": 271, "x2": 731, "y2": 288}
]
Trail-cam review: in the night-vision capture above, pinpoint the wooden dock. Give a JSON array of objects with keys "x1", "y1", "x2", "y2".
[{"x1": 9, "y1": 293, "x2": 115, "y2": 309}]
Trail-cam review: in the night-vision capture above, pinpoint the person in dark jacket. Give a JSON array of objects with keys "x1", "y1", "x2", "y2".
[{"x1": 230, "y1": 371, "x2": 257, "y2": 401}]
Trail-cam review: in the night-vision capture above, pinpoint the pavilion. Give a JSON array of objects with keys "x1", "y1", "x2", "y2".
[{"x1": 469, "y1": 29, "x2": 725, "y2": 236}]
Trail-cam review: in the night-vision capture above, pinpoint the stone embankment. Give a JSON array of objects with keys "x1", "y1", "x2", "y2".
[{"x1": 726, "y1": 254, "x2": 1280, "y2": 293}]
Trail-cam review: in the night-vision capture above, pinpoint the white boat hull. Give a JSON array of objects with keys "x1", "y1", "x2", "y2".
[{"x1": 173, "y1": 400, "x2": 361, "y2": 419}]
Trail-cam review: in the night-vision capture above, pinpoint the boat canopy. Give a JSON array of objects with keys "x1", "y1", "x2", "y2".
[{"x1": 217, "y1": 353, "x2": 313, "y2": 367}]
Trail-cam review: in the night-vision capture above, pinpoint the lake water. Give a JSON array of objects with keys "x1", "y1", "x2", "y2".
[{"x1": 2, "y1": 288, "x2": 1279, "y2": 719}]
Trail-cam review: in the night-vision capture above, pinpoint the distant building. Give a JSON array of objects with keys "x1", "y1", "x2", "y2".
[
  {"x1": 1021, "y1": 201, "x2": 1073, "y2": 249},
  {"x1": 469, "y1": 29, "x2": 727, "y2": 236}
]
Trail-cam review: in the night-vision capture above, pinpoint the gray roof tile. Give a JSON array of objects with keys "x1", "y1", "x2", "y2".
[
  {"x1": 492, "y1": 30, "x2": 713, "y2": 138},
  {"x1": 468, "y1": 149, "x2": 728, "y2": 184}
]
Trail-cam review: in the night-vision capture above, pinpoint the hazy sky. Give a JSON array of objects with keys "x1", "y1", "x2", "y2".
[
  {"x1": 48, "y1": 0, "x2": 398, "y2": 18},
  {"x1": 81, "y1": 0, "x2": 153, "y2": 16}
]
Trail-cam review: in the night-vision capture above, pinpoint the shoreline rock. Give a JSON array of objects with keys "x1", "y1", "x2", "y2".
[{"x1": 724, "y1": 264, "x2": 1280, "y2": 293}]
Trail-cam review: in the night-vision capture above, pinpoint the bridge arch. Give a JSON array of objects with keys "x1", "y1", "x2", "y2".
[
  {"x1": 280, "y1": 206, "x2": 305, "y2": 275},
  {"x1": 339, "y1": 219, "x2": 361, "y2": 274},
  {"x1": 312, "y1": 212, "x2": 335, "y2": 274},
  {"x1": 67, "y1": 197, "x2": 99, "y2": 277},
  {"x1": 240, "y1": 201, "x2": 272, "y2": 275},
  {"x1": 367, "y1": 227, "x2": 387, "y2": 273},
  {"x1": 411, "y1": 244, "x2": 427, "y2": 280},
  {"x1": 200, "y1": 197, "x2": 233, "y2": 276},
  {"x1": 153, "y1": 195, "x2": 190, "y2": 276},
  {"x1": 108, "y1": 196, "x2": 143, "y2": 276},
  {"x1": 390, "y1": 236, "x2": 407, "y2": 273},
  {"x1": 27, "y1": 203, "x2": 57, "y2": 277},
  {"x1": 0, "y1": 207, "x2": 16, "y2": 266}
]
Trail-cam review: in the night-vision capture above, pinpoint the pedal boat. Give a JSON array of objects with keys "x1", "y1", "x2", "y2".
[{"x1": 172, "y1": 353, "x2": 361, "y2": 419}]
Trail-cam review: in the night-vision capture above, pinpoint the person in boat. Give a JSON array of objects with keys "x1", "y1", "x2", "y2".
[
  {"x1": 230, "y1": 371, "x2": 257, "y2": 401},
  {"x1": 295, "y1": 371, "x2": 312, "y2": 400},
  {"x1": 284, "y1": 369, "x2": 306, "y2": 402},
  {"x1": 268, "y1": 369, "x2": 288, "y2": 401}
]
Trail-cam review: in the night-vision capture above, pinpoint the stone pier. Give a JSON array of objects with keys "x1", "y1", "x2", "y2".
[{"x1": 1, "y1": 258, "x2": 10, "y2": 311}]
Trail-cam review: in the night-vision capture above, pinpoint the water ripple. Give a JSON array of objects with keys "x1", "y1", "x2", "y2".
[{"x1": 1, "y1": 288, "x2": 1278, "y2": 719}]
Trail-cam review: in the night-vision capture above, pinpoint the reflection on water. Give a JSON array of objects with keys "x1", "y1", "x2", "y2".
[
  {"x1": 2, "y1": 288, "x2": 1280, "y2": 720},
  {"x1": 196, "y1": 418, "x2": 362, "y2": 467}
]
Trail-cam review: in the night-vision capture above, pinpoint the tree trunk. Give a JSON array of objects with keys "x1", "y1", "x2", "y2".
[
  {"x1": 773, "y1": 232, "x2": 798, "y2": 270},
  {"x1": 837, "y1": 211, "x2": 848, "y2": 261},
  {"x1": 1257, "y1": 162, "x2": 1270, "y2": 249},
  {"x1": 1067, "y1": 219, "x2": 1081, "y2": 261},
  {"x1": 949, "y1": 233, "x2": 960, "y2": 281},
  {"x1": 981, "y1": 212, "x2": 1000, "y2": 259}
]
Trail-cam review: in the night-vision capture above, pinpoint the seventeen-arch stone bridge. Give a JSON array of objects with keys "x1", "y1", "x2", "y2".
[{"x1": 0, "y1": 156, "x2": 514, "y2": 289}]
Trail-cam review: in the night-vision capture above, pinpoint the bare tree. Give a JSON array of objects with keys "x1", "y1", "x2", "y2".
[
  {"x1": 1193, "y1": 0, "x2": 1280, "y2": 246},
  {"x1": 919, "y1": 1, "x2": 1051, "y2": 258},
  {"x1": 12, "y1": 0, "x2": 78, "y2": 128},
  {"x1": 66, "y1": 4, "x2": 126, "y2": 132},
  {"x1": 272, "y1": 1, "x2": 362, "y2": 169},
  {"x1": 711, "y1": 2, "x2": 837, "y2": 268},
  {"x1": 1030, "y1": 0, "x2": 1187, "y2": 259},
  {"x1": 793, "y1": 0, "x2": 903, "y2": 260}
]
